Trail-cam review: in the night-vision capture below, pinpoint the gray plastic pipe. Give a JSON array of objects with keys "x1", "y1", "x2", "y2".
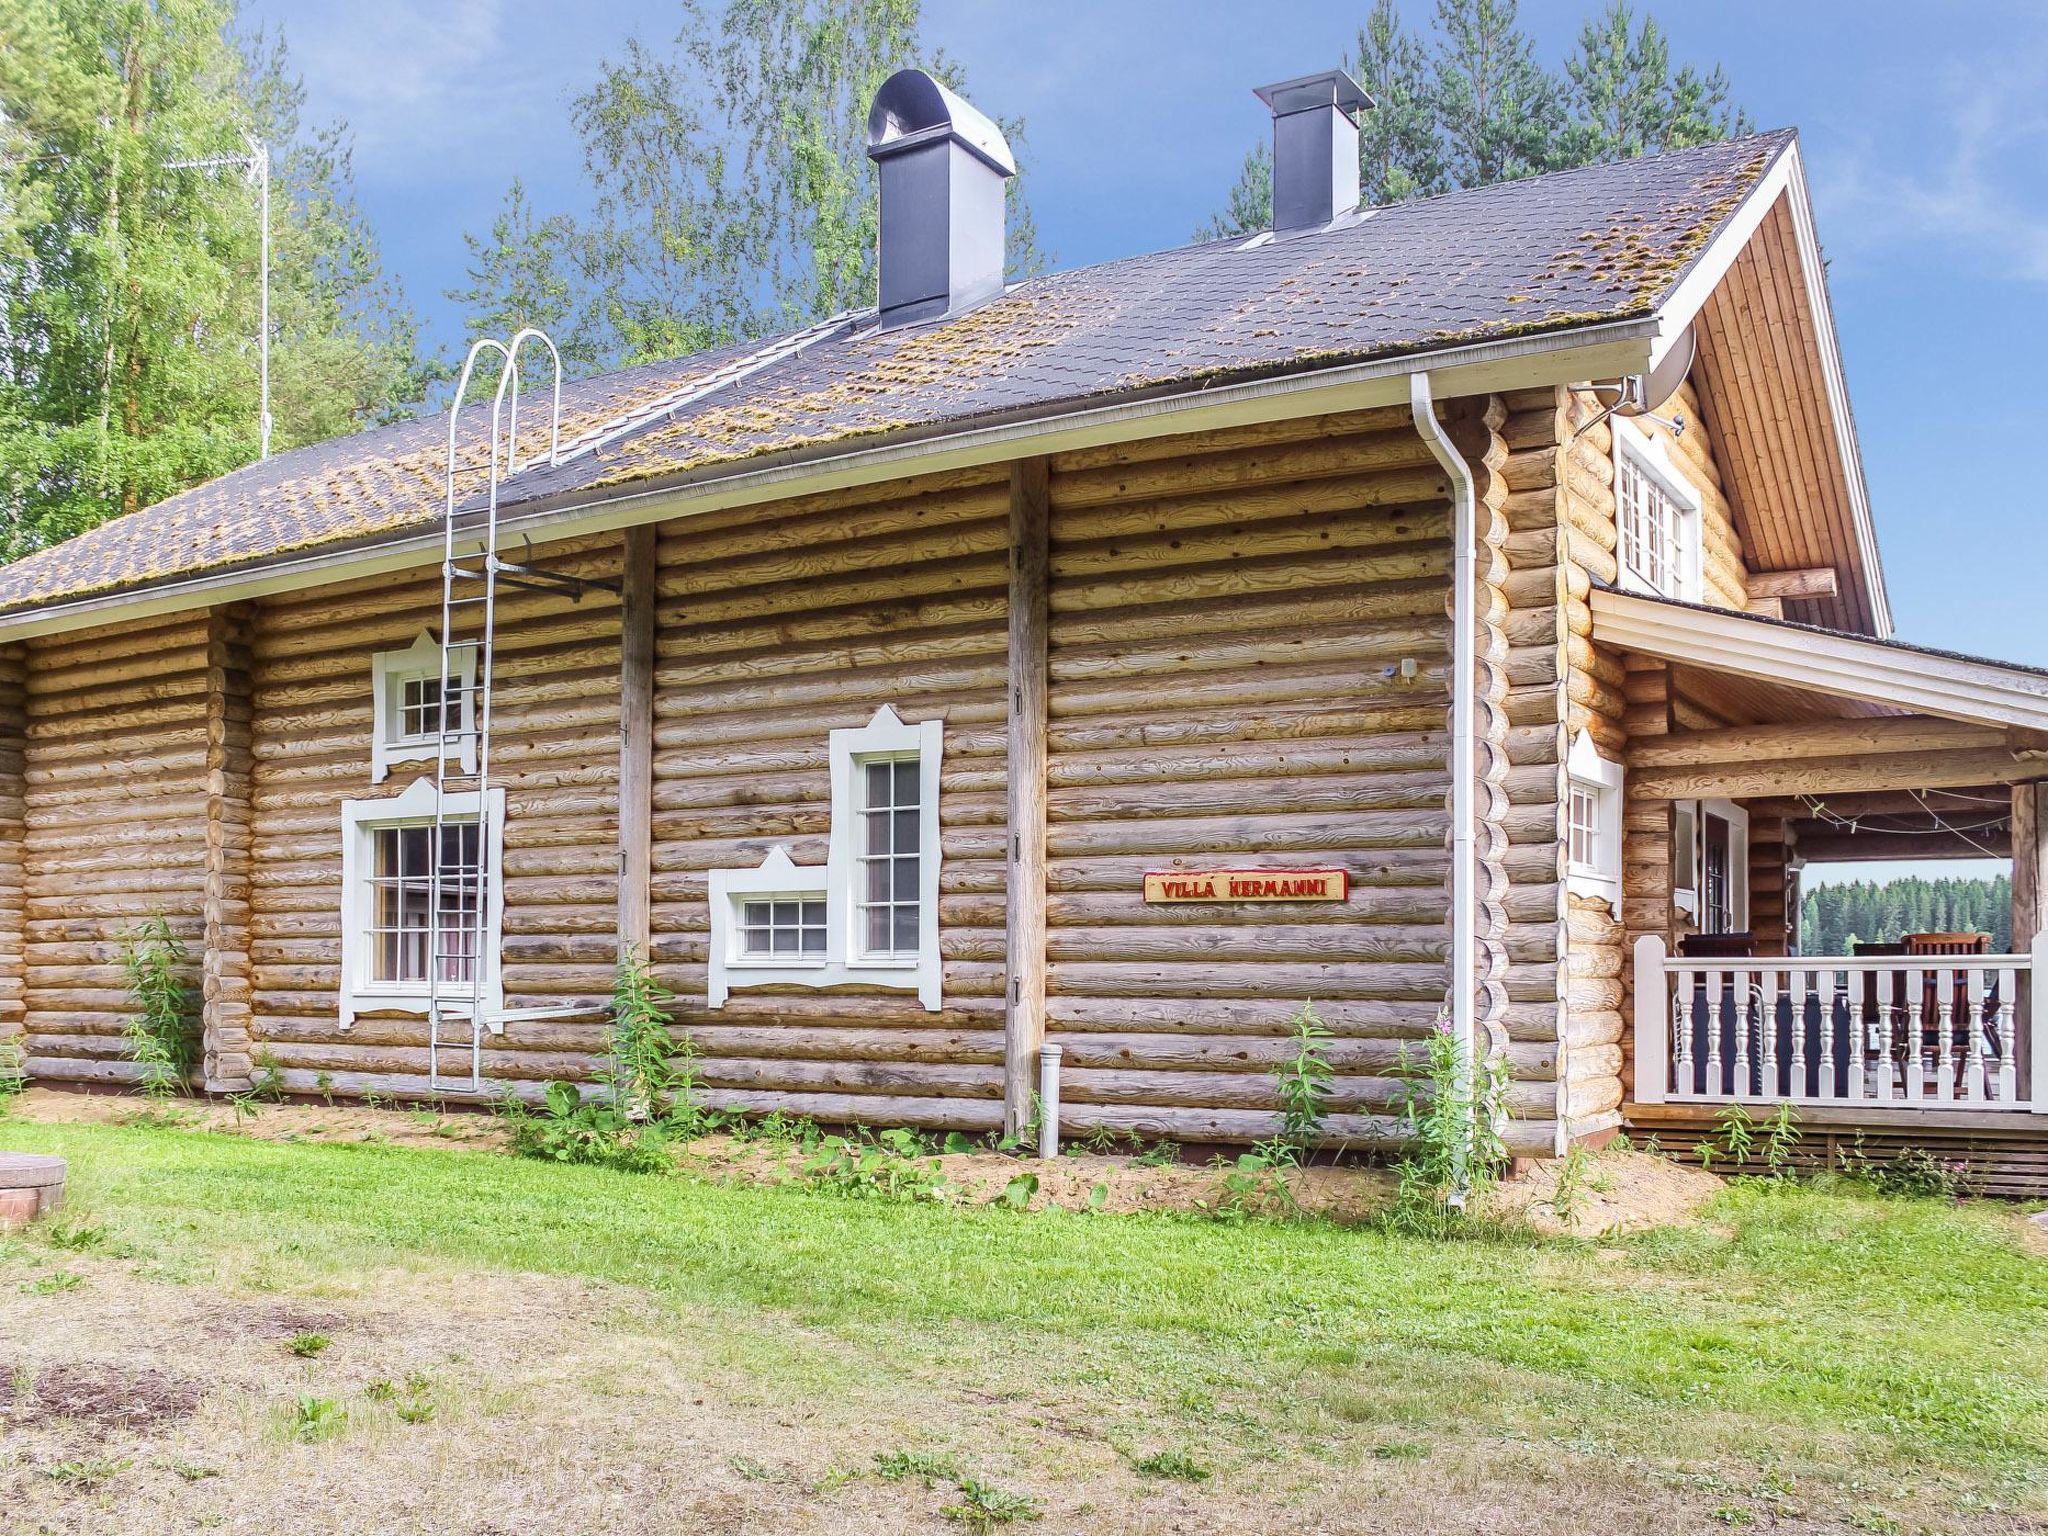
[
  {"x1": 1037, "y1": 1042, "x2": 1063, "y2": 1160},
  {"x1": 1408, "y1": 372, "x2": 1477, "y2": 1203}
]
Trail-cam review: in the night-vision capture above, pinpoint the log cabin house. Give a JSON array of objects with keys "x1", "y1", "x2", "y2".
[{"x1": 2, "y1": 68, "x2": 2045, "y2": 1187}]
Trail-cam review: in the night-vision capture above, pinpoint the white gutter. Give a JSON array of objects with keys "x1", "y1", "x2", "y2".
[
  {"x1": 1408, "y1": 371, "x2": 1477, "y2": 1201},
  {"x1": 0, "y1": 320, "x2": 1657, "y2": 643}
]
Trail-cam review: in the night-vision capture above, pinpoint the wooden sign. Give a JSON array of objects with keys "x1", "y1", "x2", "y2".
[{"x1": 1143, "y1": 868, "x2": 1349, "y2": 904}]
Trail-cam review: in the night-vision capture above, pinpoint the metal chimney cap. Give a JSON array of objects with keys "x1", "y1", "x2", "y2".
[
  {"x1": 866, "y1": 69, "x2": 1016, "y2": 177},
  {"x1": 1254, "y1": 68, "x2": 1372, "y2": 122}
]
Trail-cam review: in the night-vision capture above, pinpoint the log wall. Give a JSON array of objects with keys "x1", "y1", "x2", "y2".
[
  {"x1": 19, "y1": 614, "x2": 213, "y2": 1084},
  {"x1": 0, "y1": 643, "x2": 25, "y2": 1079},
  {"x1": 646, "y1": 468, "x2": 1014, "y2": 1132},
  {"x1": 245, "y1": 537, "x2": 624, "y2": 1099},
  {"x1": 1028, "y1": 407, "x2": 1549, "y2": 1154}
]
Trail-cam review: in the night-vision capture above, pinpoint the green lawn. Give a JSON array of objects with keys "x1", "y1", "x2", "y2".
[{"x1": 3, "y1": 1115, "x2": 2045, "y2": 1533}]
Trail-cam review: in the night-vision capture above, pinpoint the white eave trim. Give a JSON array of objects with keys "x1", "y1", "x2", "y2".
[
  {"x1": 0, "y1": 321, "x2": 1659, "y2": 643},
  {"x1": 1648, "y1": 138, "x2": 1891, "y2": 638},
  {"x1": 1589, "y1": 587, "x2": 2048, "y2": 733}
]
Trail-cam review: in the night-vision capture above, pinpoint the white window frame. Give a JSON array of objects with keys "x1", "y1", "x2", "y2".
[
  {"x1": 1698, "y1": 797, "x2": 1750, "y2": 934},
  {"x1": 1563, "y1": 730, "x2": 1623, "y2": 906},
  {"x1": 1612, "y1": 417, "x2": 1704, "y2": 603},
  {"x1": 707, "y1": 706, "x2": 943, "y2": 1011},
  {"x1": 370, "y1": 630, "x2": 477, "y2": 784},
  {"x1": 338, "y1": 776, "x2": 505, "y2": 1031}
]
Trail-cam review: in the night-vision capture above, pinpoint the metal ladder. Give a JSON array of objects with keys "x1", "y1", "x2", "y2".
[{"x1": 427, "y1": 330, "x2": 563, "y2": 1093}]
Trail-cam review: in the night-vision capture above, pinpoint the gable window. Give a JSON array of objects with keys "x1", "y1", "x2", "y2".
[
  {"x1": 1613, "y1": 419, "x2": 1703, "y2": 603},
  {"x1": 1563, "y1": 731, "x2": 1623, "y2": 906},
  {"x1": 707, "y1": 706, "x2": 943, "y2": 1011},
  {"x1": 371, "y1": 631, "x2": 476, "y2": 783},
  {"x1": 339, "y1": 778, "x2": 504, "y2": 1030}
]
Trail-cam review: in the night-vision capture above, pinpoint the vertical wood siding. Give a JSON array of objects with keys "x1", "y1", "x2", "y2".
[
  {"x1": 648, "y1": 469, "x2": 1014, "y2": 1131},
  {"x1": 20, "y1": 615, "x2": 212, "y2": 1083},
  {"x1": 245, "y1": 538, "x2": 623, "y2": 1097}
]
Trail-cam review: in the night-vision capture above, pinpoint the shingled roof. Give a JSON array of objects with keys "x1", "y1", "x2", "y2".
[{"x1": 0, "y1": 130, "x2": 1793, "y2": 616}]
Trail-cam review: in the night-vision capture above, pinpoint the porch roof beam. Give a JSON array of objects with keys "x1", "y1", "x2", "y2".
[{"x1": 1590, "y1": 587, "x2": 2048, "y2": 733}]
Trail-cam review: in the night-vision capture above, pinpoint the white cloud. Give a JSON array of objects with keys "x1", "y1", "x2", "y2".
[
  {"x1": 255, "y1": 0, "x2": 549, "y2": 176},
  {"x1": 1815, "y1": 47, "x2": 2048, "y2": 284}
]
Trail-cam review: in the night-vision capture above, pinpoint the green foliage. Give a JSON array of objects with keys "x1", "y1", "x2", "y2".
[
  {"x1": 1130, "y1": 1448, "x2": 1210, "y2": 1482},
  {"x1": 874, "y1": 1449, "x2": 961, "y2": 1486},
  {"x1": 1761, "y1": 1102, "x2": 1801, "y2": 1178},
  {"x1": 461, "y1": 0, "x2": 1045, "y2": 374},
  {"x1": 503, "y1": 1081, "x2": 681, "y2": 1174},
  {"x1": 20, "y1": 1270, "x2": 83, "y2": 1295},
  {"x1": 1207, "y1": 1003, "x2": 1340, "y2": 1222},
  {"x1": 1275, "y1": 1001, "x2": 1336, "y2": 1155},
  {"x1": 0, "y1": 1028, "x2": 24, "y2": 1103},
  {"x1": 42, "y1": 1456, "x2": 128, "y2": 1489},
  {"x1": 998, "y1": 1172, "x2": 1037, "y2": 1210},
  {"x1": 602, "y1": 947, "x2": 697, "y2": 1127},
  {"x1": 249, "y1": 1051, "x2": 286, "y2": 1101},
  {"x1": 286, "y1": 1393, "x2": 345, "y2": 1442},
  {"x1": 942, "y1": 1476, "x2": 1040, "y2": 1530},
  {"x1": 1836, "y1": 1141, "x2": 1974, "y2": 1202},
  {"x1": 117, "y1": 913, "x2": 193, "y2": 1100},
  {"x1": 1800, "y1": 874, "x2": 2011, "y2": 956},
  {"x1": 0, "y1": 0, "x2": 435, "y2": 558},
  {"x1": 1197, "y1": 0, "x2": 1746, "y2": 237},
  {"x1": 1380, "y1": 1014, "x2": 1509, "y2": 1236},
  {"x1": 1715, "y1": 1101, "x2": 1757, "y2": 1166},
  {"x1": 286, "y1": 1331, "x2": 329, "y2": 1358},
  {"x1": 799, "y1": 1127, "x2": 952, "y2": 1202}
]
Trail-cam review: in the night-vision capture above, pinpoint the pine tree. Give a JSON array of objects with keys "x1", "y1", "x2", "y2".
[
  {"x1": 1351, "y1": 0, "x2": 1445, "y2": 204},
  {"x1": 1431, "y1": 0, "x2": 1562, "y2": 187},
  {"x1": 1196, "y1": 1, "x2": 1747, "y2": 234},
  {"x1": 1194, "y1": 143, "x2": 1273, "y2": 241},
  {"x1": 1555, "y1": 1, "x2": 1747, "y2": 165},
  {"x1": 0, "y1": 0, "x2": 433, "y2": 559}
]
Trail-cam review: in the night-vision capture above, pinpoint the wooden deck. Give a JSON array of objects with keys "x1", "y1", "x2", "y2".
[{"x1": 1623, "y1": 1101, "x2": 2048, "y2": 1198}]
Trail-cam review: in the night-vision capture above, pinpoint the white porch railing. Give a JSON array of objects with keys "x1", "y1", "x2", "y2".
[{"x1": 1633, "y1": 934, "x2": 2048, "y2": 1113}]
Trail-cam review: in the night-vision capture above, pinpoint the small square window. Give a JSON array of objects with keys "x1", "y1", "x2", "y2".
[
  {"x1": 741, "y1": 898, "x2": 828, "y2": 957},
  {"x1": 396, "y1": 674, "x2": 464, "y2": 743},
  {"x1": 1613, "y1": 423, "x2": 1702, "y2": 603}
]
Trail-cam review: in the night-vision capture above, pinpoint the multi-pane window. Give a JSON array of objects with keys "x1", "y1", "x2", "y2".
[
  {"x1": 857, "y1": 757, "x2": 922, "y2": 957},
  {"x1": 396, "y1": 674, "x2": 462, "y2": 743},
  {"x1": 741, "y1": 898, "x2": 827, "y2": 957},
  {"x1": 1616, "y1": 450, "x2": 1688, "y2": 599},
  {"x1": 1567, "y1": 783, "x2": 1600, "y2": 870},
  {"x1": 366, "y1": 822, "x2": 482, "y2": 985},
  {"x1": 1702, "y1": 810, "x2": 1735, "y2": 934}
]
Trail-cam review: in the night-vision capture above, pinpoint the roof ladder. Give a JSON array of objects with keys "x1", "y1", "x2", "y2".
[{"x1": 426, "y1": 330, "x2": 563, "y2": 1096}]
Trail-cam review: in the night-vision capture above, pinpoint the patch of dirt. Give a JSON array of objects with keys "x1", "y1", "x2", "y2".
[
  {"x1": 1, "y1": 1361, "x2": 203, "y2": 1431},
  {"x1": 6, "y1": 1086, "x2": 506, "y2": 1153},
  {"x1": 1489, "y1": 1149, "x2": 1722, "y2": 1238},
  {"x1": 203, "y1": 1304, "x2": 353, "y2": 1343},
  {"x1": 685, "y1": 1134, "x2": 1400, "y2": 1223}
]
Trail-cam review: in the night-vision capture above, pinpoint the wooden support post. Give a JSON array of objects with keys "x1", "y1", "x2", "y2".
[
  {"x1": 1632, "y1": 934, "x2": 1669, "y2": 1104},
  {"x1": 201, "y1": 605, "x2": 255, "y2": 1092},
  {"x1": 0, "y1": 644, "x2": 23, "y2": 1085},
  {"x1": 1003, "y1": 458, "x2": 1050, "y2": 1139},
  {"x1": 2012, "y1": 781, "x2": 2045, "y2": 1099},
  {"x1": 617, "y1": 525, "x2": 657, "y2": 963}
]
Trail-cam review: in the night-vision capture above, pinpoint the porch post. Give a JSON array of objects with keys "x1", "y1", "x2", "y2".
[
  {"x1": 2015, "y1": 781, "x2": 2044, "y2": 1109},
  {"x1": 1632, "y1": 933, "x2": 1670, "y2": 1104},
  {"x1": 2032, "y1": 931, "x2": 2048, "y2": 1115}
]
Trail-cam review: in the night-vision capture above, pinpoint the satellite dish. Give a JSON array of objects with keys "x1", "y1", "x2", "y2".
[{"x1": 1616, "y1": 323, "x2": 1697, "y2": 418}]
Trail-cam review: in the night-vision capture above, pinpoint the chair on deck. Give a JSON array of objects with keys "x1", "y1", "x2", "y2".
[{"x1": 1903, "y1": 932, "x2": 1997, "y2": 1096}]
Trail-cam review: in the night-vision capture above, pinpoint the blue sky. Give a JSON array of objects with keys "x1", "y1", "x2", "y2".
[{"x1": 247, "y1": 0, "x2": 2048, "y2": 676}]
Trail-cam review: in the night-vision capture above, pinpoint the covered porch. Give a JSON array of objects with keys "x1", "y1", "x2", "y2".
[{"x1": 1590, "y1": 589, "x2": 2048, "y2": 1170}]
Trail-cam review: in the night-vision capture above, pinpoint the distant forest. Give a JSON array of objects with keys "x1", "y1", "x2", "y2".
[{"x1": 1799, "y1": 876, "x2": 2012, "y2": 955}]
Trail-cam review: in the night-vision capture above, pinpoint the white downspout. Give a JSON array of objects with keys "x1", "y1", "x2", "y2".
[{"x1": 1409, "y1": 372, "x2": 1477, "y2": 1202}]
